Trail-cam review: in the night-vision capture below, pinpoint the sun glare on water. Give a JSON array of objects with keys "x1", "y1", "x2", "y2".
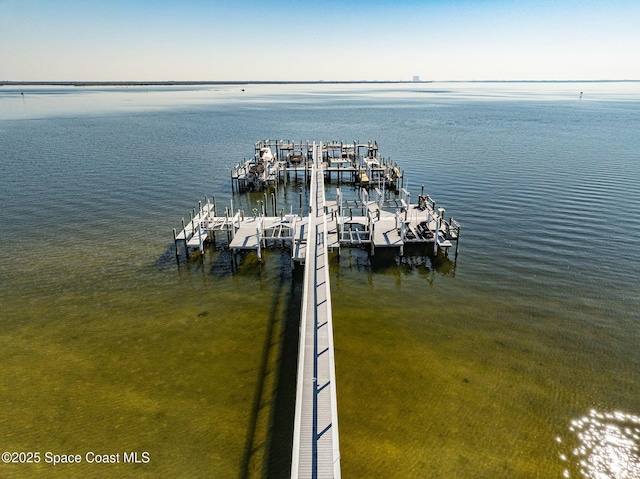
[{"x1": 559, "y1": 410, "x2": 640, "y2": 478}]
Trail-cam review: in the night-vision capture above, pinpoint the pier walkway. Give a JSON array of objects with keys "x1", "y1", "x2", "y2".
[
  {"x1": 171, "y1": 139, "x2": 462, "y2": 477},
  {"x1": 291, "y1": 143, "x2": 341, "y2": 478}
]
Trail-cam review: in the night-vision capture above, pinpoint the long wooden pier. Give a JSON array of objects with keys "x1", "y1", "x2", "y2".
[
  {"x1": 172, "y1": 139, "x2": 461, "y2": 478},
  {"x1": 291, "y1": 143, "x2": 341, "y2": 478}
]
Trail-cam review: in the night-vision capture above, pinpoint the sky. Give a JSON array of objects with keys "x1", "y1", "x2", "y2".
[{"x1": 1, "y1": 0, "x2": 639, "y2": 81}]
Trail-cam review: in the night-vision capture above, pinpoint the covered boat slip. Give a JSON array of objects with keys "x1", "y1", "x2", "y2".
[{"x1": 231, "y1": 139, "x2": 404, "y2": 192}]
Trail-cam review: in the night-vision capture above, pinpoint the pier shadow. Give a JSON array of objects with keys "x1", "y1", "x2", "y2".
[
  {"x1": 369, "y1": 248, "x2": 407, "y2": 274},
  {"x1": 167, "y1": 242, "x2": 274, "y2": 280},
  {"x1": 207, "y1": 250, "x2": 237, "y2": 278},
  {"x1": 160, "y1": 242, "x2": 298, "y2": 477},
  {"x1": 397, "y1": 243, "x2": 458, "y2": 277},
  {"x1": 337, "y1": 243, "x2": 457, "y2": 280},
  {"x1": 237, "y1": 251, "x2": 302, "y2": 479},
  {"x1": 264, "y1": 265, "x2": 303, "y2": 478},
  {"x1": 429, "y1": 250, "x2": 457, "y2": 276},
  {"x1": 155, "y1": 246, "x2": 182, "y2": 271},
  {"x1": 163, "y1": 244, "x2": 237, "y2": 279}
]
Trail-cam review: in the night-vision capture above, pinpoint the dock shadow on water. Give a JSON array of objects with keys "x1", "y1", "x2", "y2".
[
  {"x1": 369, "y1": 244, "x2": 457, "y2": 280},
  {"x1": 237, "y1": 250, "x2": 303, "y2": 479},
  {"x1": 160, "y1": 243, "x2": 301, "y2": 478}
]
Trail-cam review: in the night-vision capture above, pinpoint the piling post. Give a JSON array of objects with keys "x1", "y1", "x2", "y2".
[
  {"x1": 257, "y1": 223, "x2": 262, "y2": 262},
  {"x1": 371, "y1": 221, "x2": 375, "y2": 256},
  {"x1": 181, "y1": 217, "x2": 188, "y2": 258},
  {"x1": 173, "y1": 228, "x2": 179, "y2": 262},
  {"x1": 434, "y1": 214, "x2": 439, "y2": 255},
  {"x1": 197, "y1": 221, "x2": 204, "y2": 255},
  {"x1": 299, "y1": 187, "x2": 303, "y2": 218},
  {"x1": 306, "y1": 153, "x2": 310, "y2": 185},
  {"x1": 272, "y1": 192, "x2": 276, "y2": 216}
]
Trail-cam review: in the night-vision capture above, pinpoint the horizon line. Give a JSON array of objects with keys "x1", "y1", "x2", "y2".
[{"x1": 2, "y1": 79, "x2": 639, "y2": 87}]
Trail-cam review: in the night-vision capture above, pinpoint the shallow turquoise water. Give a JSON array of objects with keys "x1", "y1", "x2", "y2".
[{"x1": 1, "y1": 82, "x2": 639, "y2": 478}]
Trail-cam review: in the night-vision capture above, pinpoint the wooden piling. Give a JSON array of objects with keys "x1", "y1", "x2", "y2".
[
  {"x1": 299, "y1": 187, "x2": 303, "y2": 217},
  {"x1": 433, "y1": 215, "x2": 439, "y2": 255},
  {"x1": 172, "y1": 228, "x2": 179, "y2": 261}
]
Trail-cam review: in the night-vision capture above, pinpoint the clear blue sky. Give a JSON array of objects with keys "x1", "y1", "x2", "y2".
[{"x1": 1, "y1": 0, "x2": 638, "y2": 81}]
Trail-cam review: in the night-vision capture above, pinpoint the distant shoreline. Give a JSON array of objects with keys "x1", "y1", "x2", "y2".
[{"x1": 1, "y1": 79, "x2": 638, "y2": 87}]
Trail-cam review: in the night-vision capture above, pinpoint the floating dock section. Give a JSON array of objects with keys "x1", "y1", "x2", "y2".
[{"x1": 172, "y1": 140, "x2": 460, "y2": 479}]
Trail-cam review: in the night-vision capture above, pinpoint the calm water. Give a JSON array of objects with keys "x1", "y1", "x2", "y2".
[{"x1": 1, "y1": 82, "x2": 639, "y2": 478}]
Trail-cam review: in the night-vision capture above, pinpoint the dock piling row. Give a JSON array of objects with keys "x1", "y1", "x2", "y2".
[{"x1": 173, "y1": 139, "x2": 460, "y2": 265}]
